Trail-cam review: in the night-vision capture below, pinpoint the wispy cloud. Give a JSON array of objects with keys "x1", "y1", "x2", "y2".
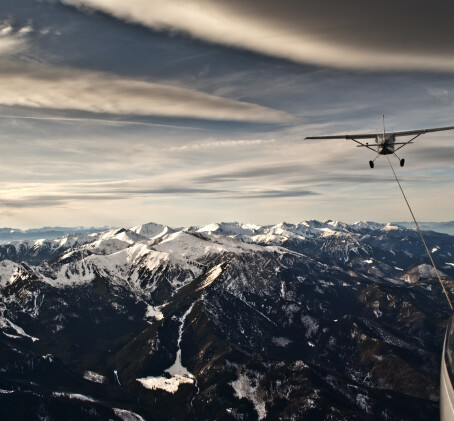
[
  {"x1": 0, "y1": 62, "x2": 293, "y2": 123},
  {"x1": 0, "y1": 171, "x2": 320, "y2": 211},
  {"x1": 0, "y1": 22, "x2": 30, "y2": 56},
  {"x1": 0, "y1": 194, "x2": 120, "y2": 209},
  {"x1": 0, "y1": 114, "x2": 206, "y2": 131},
  {"x1": 168, "y1": 139, "x2": 275, "y2": 152},
  {"x1": 195, "y1": 163, "x2": 304, "y2": 183},
  {"x1": 62, "y1": 0, "x2": 454, "y2": 72},
  {"x1": 237, "y1": 189, "x2": 319, "y2": 199}
]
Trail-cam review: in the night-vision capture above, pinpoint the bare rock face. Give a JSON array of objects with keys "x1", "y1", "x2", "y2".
[
  {"x1": 0, "y1": 220, "x2": 452, "y2": 420},
  {"x1": 402, "y1": 263, "x2": 446, "y2": 283}
]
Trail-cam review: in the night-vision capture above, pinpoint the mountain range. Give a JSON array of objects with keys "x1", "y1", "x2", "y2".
[
  {"x1": 0, "y1": 219, "x2": 452, "y2": 420},
  {"x1": 392, "y1": 221, "x2": 454, "y2": 236},
  {"x1": 0, "y1": 226, "x2": 114, "y2": 244}
]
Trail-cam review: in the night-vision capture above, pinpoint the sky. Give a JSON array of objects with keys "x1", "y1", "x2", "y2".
[{"x1": 1, "y1": 0, "x2": 454, "y2": 229}]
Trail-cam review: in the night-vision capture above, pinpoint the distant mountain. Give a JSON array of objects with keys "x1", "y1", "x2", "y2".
[
  {"x1": 0, "y1": 220, "x2": 452, "y2": 420},
  {"x1": 0, "y1": 226, "x2": 115, "y2": 244},
  {"x1": 393, "y1": 221, "x2": 454, "y2": 235}
]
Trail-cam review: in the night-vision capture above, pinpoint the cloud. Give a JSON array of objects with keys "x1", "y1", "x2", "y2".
[
  {"x1": 0, "y1": 22, "x2": 30, "y2": 56},
  {"x1": 408, "y1": 145, "x2": 454, "y2": 164},
  {"x1": 0, "y1": 62, "x2": 293, "y2": 123},
  {"x1": 0, "y1": 194, "x2": 121, "y2": 208},
  {"x1": 168, "y1": 139, "x2": 275, "y2": 152},
  {"x1": 62, "y1": 0, "x2": 454, "y2": 72},
  {"x1": 238, "y1": 189, "x2": 319, "y2": 199},
  {"x1": 0, "y1": 114, "x2": 206, "y2": 131},
  {"x1": 0, "y1": 173, "x2": 321, "y2": 210},
  {"x1": 194, "y1": 161, "x2": 400, "y2": 190},
  {"x1": 195, "y1": 163, "x2": 306, "y2": 183}
]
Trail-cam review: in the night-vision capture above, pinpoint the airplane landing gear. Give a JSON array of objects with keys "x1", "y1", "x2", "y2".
[
  {"x1": 400, "y1": 159, "x2": 405, "y2": 167},
  {"x1": 369, "y1": 160, "x2": 374, "y2": 169}
]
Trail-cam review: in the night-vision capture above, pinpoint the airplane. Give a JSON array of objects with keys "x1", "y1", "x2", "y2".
[{"x1": 305, "y1": 116, "x2": 454, "y2": 168}]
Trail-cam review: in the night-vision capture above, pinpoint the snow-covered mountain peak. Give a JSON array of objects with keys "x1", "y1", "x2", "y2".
[
  {"x1": 382, "y1": 222, "x2": 400, "y2": 231},
  {"x1": 130, "y1": 222, "x2": 174, "y2": 240},
  {"x1": 272, "y1": 221, "x2": 293, "y2": 231},
  {"x1": 154, "y1": 231, "x2": 266, "y2": 261},
  {"x1": 195, "y1": 222, "x2": 263, "y2": 237},
  {"x1": 60, "y1": 229, "x2": 146, "y2": 256},
  {"x1": 350, "y1": 221, "x2": 386, "y2": 231},
  {"x1": 324, "y1": 220, "x2": 350, "y2": 231},
  {"x1": 97, "y1": 228, "x2": 144, "y2": 243}
]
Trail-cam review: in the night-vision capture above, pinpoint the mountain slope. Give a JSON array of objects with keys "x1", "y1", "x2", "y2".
[{"x1": 0, "y1": 220, "x2": 452, "y2": 420}]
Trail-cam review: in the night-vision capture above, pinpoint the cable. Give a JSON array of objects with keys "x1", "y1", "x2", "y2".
[{"x1": 387, "y1": 156, "x2": 453, "y2": 310}]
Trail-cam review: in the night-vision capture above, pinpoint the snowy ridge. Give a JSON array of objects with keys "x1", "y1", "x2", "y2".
[
  {"x1": 38, "y1": 241, "x2": 204, "y2": 290},
  {"x1": 1, "y1": 219, "x2": 412, "y2": 254},
  {"x1": 154, "y1": 231, "x2": 267, "y2": 260},
  {"x1": 0, "y1": 219, "x2": 448, "y2": 294},
  {"x1": 130, "y1": 222, "x2": 175, "y2": 240},
  {"x1": 0, "y1": 219, "x2": 432, "y2": 293},
  {"x1": 0, "y1": 260, "x2": 23, "y2": 287},
  {"x1": 195, "y1": 222, "x2": 262, "y2": 237}
]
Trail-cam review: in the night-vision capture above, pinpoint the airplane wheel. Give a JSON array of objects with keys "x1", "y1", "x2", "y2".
[
  {"x1": 369, "y1": 161, "x2": 374, "y2": 169},
  {"x1": 400, "y1": 159, "x2": 405, "y2": 167}
]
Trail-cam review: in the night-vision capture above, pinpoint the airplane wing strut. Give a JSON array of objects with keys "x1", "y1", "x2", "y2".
[
  {"x1": 349, "y1": 138, "x2": 380, "y2": 153},
  {"x1": 394, "y1": 134, "x2": 420, "y2": 153}
]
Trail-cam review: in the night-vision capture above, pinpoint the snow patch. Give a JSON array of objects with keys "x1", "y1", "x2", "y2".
[
  {"x1": 197, "y1": 264, "x2": 223, "y2": 291},
  {"x1": 137, "y1": 303, "x2": 196, "y2": 393},
  {"x1": 382, "y1": 223, "x2": 399, "y2": 231},
  {"x1": 271, "y1": 337, "x2": 292, "y2": 347},
  {"x1": 145, "y1": 305, "x2": 164, "y2": 321},
  {"x1": 356, "y1": 393, "x2": 371, "y2": 414},
  {"x1": 231, "y1": 371, "x2": 267, "y2": 420},
  {"x1": 137, "y1": 374, "x2": 193, "y2": 393},
  {"x1": 373, "y1": 308, "x2": 383, "y2": 318},
  {"x1": 0, "y1": 260, "x2": 23, "y2": 287},
  {"x1": 113, "y1": 408, "x2": 146, "y2": 421},
  {"x1": 301, "y1": 314, "x2": 319, "y2": 338},
  {"x1": 52, "y1": 392, "x2": 96, "y2": 402},
  {"x1": 83, "y1": 370, "x2": 106, "y2": 384},
  {"x1": 0, "y1": 316, "x2": 38, "y2": 342}
]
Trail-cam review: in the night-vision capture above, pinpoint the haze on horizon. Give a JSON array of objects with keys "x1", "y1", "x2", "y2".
[{"x1": 1, "y1": 0, "x2": 454, "y2": 229}]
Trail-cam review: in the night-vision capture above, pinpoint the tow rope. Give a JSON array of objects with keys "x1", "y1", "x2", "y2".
[{"x1": 387, "y1": 156, "x2": 453, "y2": 311}]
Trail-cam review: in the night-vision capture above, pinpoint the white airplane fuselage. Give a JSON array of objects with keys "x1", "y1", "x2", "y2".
[{"x1": 372, "y1": 134, "x2": 396, "y2": 155}]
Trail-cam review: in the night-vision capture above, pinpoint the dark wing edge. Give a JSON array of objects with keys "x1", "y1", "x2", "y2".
[
  {"x1": 393, "y1": 126, "x2": 454, "y2": 137},
  {"x1": 305, "y1": 134, "x2": 377, "y2": 140}
]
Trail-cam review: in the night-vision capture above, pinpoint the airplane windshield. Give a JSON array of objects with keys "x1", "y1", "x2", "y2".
[{"x1": 445, "y1": 315, "x2": 454, "y2": 386}]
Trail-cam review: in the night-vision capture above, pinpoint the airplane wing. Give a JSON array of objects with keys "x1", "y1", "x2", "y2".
[
  {"x1": 305, "y1": 133, "x2": 379, "y2": 153},
  {"x1": 305, "y1": 133, "x2": 377, "y2": 140},
  {"x1": 392, "y1": 126, "x2": 454, "y2": 137}
]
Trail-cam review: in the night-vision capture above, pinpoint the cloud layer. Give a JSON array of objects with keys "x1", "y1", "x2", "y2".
[
  {"x1": 62, "y1": 0, "x2": 454, "y2": 72},
  {"x1": 0, "y1": 62, "x2": 292, "y2": 122}
]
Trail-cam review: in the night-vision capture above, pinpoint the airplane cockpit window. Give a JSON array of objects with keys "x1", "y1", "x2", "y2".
[{"x1": 445, "y1": 315, "x2": 454, "y2": 386}]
